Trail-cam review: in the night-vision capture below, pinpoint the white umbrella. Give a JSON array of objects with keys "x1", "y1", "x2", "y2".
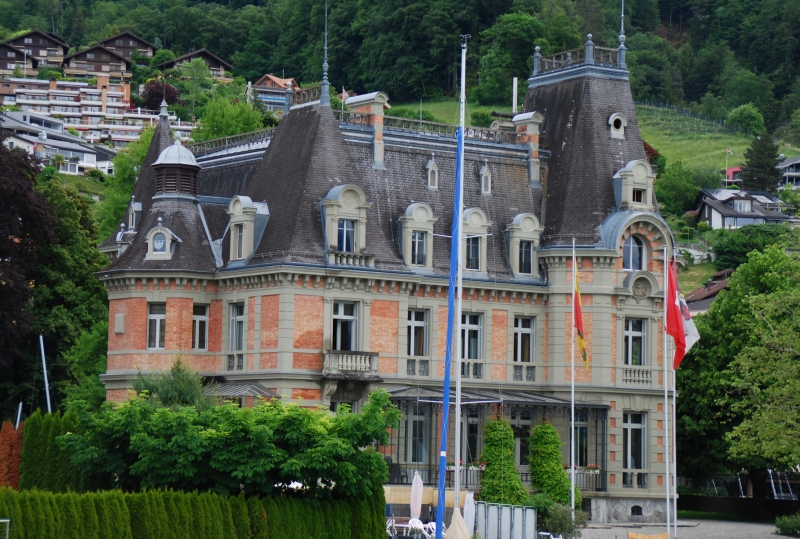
[
  {"x1": 463, "y1": 491, "x2": 475, "y2": 537},
  {"x1": 410, "y1": 471, "x2": 424, "y2": 520},
  {"x1": 448, "y1": 508, "x2": 470, "y2": 539}
]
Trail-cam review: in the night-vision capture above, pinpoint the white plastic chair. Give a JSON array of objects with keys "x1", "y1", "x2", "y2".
[{"x1": 408, "y1": 518, "x2": 426, "y2": 537}]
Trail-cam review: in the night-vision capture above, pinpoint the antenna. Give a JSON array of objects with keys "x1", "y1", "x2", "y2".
[
  {"x1": 320, "y1": 0, "x2": 330, "y2": 107},
  {"x1": 620, "y1": 0, "x2": 625, "y2": 36}
]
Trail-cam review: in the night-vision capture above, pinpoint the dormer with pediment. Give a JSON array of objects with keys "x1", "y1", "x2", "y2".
[{"x1": 614, "y1": 159, "x2": 657, "y2": 212}]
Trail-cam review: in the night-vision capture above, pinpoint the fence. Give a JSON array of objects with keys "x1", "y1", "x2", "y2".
[
  {"x1": 634, "y1": 100, "x2": 734, "y2": 134},
  {"x1": 475, "y1": 502, "x2": 537, "y2": 539}
]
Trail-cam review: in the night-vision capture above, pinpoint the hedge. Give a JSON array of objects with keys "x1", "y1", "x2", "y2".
[
  {"x1": 0, "y1": 487, "x2": 386, "y2": 539},
  {"x1": 18, "y1": 410, "x2": 83, "y2": 492},
  {"x1": 0, "y1": 421, "x2": 24, "y2": 489}
]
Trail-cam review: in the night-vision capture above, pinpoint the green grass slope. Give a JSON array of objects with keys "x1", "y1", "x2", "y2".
[
  {"x1": 636, "y1": 105, "x2": 799, "y2": 171},
  {"x1": 392, "y1": 98, "x2": 512, "y2": 126}
]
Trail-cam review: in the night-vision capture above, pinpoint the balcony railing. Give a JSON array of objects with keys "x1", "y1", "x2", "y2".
[
  {"x1": 333, "y1": 110, "x2": 372, "y2": 127},
  {"x1": 623, "y1": 367, "x2": 652, "y2": 385},
  {"x1": 291, "y1": 85, "x2": 322, "y2": 106},
  {"x1": 327, "y1": 250, "x2": 375, "y2": 267},
  {"x1": 382, "y1": 116, "x2": 523, "y2": 145},
  {"x1": 187, "y1": 126, "x2": 276, "y2": 156},
  {"x1": 323, "y1": 350, "x2": 379, "y2": 378},
  {"x1": 623, "y1": 472, "x2": 648, "y2": 489},
  {"x1": 536, "y1": 44, "x2": 622, "y2": 74}
]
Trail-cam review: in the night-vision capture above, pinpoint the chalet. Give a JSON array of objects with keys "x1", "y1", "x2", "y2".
[
  {"x1": 97, "y1": 32, "x2": 157, "y2": 60},
  {"x1": 158, "y1": 49, "x2": 232, "y2": 81},
  {"x1": 98, "y1": 34, "x2": 679, "y2": 524},
  {"x1": 2, "y1": 30, "x2": 68, "y2": 67},
  {"x1": 778, "y1": 155, "x2": 800, "y2": 191},
  {"x1": 0, "y1": 43, "x2": 39, "y2": 77},
  {"x1": 63, "y1": 45, "x2": 133, "y2": 82},
  {"x1": 250, "y1": 74, "x2": 299, "y2": 111},
  {"x1": 695, "y1": 189, "x2": 790, "y2": 229}
]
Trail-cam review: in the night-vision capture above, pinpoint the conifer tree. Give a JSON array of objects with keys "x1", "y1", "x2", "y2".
[
  {"x1": 111, "y1": 490, "x2": 133, "y2": 539},
  {"x1": 18, "y1": 410, "x2": 43, "y2": 490},
  {"x1": 149, "y1": 491, "x2": 170, "y2": 539},
  {"x1": 190, "y1": 491, "x2": 207, "y2": 538},
  {"x1": 202, "y1": 492, "x2": 225, "y2": 539},
  {"x1": 177, "y1": 491, "x2": 194, "y2": 539},
  {"x1": 57, "y1": 414, "x2": 81, "y2": 492},
  {"x1": 479, "y1": 419, "x2": 530, "y2": 505},
  {"x1": 529, "y1": 423, "x2": 582, "y2": 509},
  {"x1": 18, "y1": 492, "x2": 39, "y2": 538},
  {"x1": 230, "y1": 492, "x2": 251, "y2": 539},
  {"x1": 61, "y1": 492, "x2": 85, "y2": 539},
  {"x1": 126, "y1": 494, "x2": 150, "y2": 539},
  {"x1": 741, "y1": 135, "x2": 782, "y2": 192},
  {"x1": 219, "y1": 494, "x2": 237, "y2": 539},
  {"x1": 80, "y1": 493, "x2": 100, "y2": 539},
  {"x1": 42, "y1": 412, "x2": 62, "y2": 491},
  {"x1": 248, "y1": 497, "x2": 267, "y2": 539}
]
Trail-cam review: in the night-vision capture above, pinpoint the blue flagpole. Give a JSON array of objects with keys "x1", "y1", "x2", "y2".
[{"x1": 435, "y1": 125, "x2": 463, "y2": 539}]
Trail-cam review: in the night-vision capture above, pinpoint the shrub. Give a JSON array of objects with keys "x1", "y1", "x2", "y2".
[
  {"x1": 470, "y1": 111, "x2": 492, "y2": 127},
  {"x1": 479, "y1": 419, "x2": 530, "y2": 505},
  {"x1": 542, "y1": 502, "x2": 589, "y2": 539},
  {"x1": 529, "y1": 423, "x2": 582, "y2": 509},
  {"x1": 387, "y1": 107, "x2": 440, "y2": 123},
  {"x1": 777, "y1": 512, "x2": 800, "y2": 536}
]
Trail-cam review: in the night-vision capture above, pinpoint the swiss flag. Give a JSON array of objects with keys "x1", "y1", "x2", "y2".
[{"x1": 666, "y1": 257, "x2": 699, "y2": 369}]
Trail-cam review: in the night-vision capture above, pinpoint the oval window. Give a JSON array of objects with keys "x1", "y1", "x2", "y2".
[{"x1": 153, "y1": 232, "x2": 167, "y2": 253}]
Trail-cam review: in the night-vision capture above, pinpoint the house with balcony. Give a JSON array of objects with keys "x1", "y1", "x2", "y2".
[
  {"x1": 249, "y1": 74, "x2": 299, "y2": 111},
  {"x1": 0, "y1": 43, "x2": 39, "y2": 77},
  {"x1": 98, "y1": 34, "x2": 678, "y2": 524},
  {"x1": 2, "y1": 30, "x2": 68, "y2": 68},
  {"x1": 778, "y1": 155, "x2": 800, "y2": 191},
  {"x1": 695, "y1": 189, "x2": 791, "y2": 229},
  {"x1": 158, "y1": 48, "x2": 233, "y2": 81},
  {"x1": 63, "y1": 45, "x2": 132, "y2": 82},
  {"x1": 97, "y1": 32, "x2": 156, "y2": 61}
]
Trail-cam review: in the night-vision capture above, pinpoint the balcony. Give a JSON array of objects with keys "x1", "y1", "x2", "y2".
[
  {"x1": 623, "y1": 367, "x2": 652, "y2": 385},
  {"x1": 327, "y1": 250, "x2": 375, "y2": 267},
  {"x1": 322, "y1": 350, "x2": 381, "y2": 381},
  {"x1": 623, "y1": 471, "x2": 648, "y2": 489}
]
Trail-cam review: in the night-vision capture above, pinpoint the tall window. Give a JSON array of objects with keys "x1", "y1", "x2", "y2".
[
  {"x1": 463, "y1": 408, "x2": 481, "y2": 463},
  {"x1": 518, "y1": 241, "x2": 533, "y2": 274},
  {"x1": 624, "y1": 318, "x2": 646, "y2": 366},
  {"x1": 337, "y1": 219, "x2": 356, "y2": 252},
  {"x1": 574, "y1": 423, "x2": 588, "y2": 467},
  {"x1": 228, "y1": 303, "x2": 244, "y2": 371},
  {"x1": 407, "y1": 309, "x2": 427, "y2": 356},
  {"x1": 411, "y1": 231, "x2": 426, "y2": 265},
  {"x1": 514, "y1": 317, "x2": 535, "y2": 363},
  {"x1": 623, "y1": 235, "x2": 643, "y2": 270},
  {"x1": 147, "y1": 303, "x2": 166, "y2": 349},
  {"x1": 234, "y1": 224, "x2": 244, "y2": 259},
  {"x1": 333, "y1": 302, "x2": 357, "y2": 351},
  {"x1": 192, "y1": 305, "x2": 208, "y2": 350},
  {"x1": 623, "y1": 413, "x2": 645, "y2": 469},
  {"x1": 466, "y1": 236, "x2": 480, "y2": 270},
  {"x1": 428, "y1": 168, "x2": 438, "y2": 189},
  {"x1": 407, "y1": 403, "x2": 428, "y2": 463},
  {"x1": 461, "y1": 313, "x2": 481, "y2": 359}
]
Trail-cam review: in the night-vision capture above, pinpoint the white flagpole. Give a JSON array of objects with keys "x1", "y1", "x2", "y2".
[
  {"x1": 673, "y1": 369, "x2": 678, "y2": 538},
  {"x1": 571, "y1": 238, "x2": 576, "y2": 523},
  {"x1": 663, "y1": 248, "x2": 671, "y2": 536}
]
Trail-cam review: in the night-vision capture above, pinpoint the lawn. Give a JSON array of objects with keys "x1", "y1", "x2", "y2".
[
  {"x1": 677, "y1": 510, "x2": 773, "y2": 523},
  {"x1": 677, "y1": 262, "x2": 718, "y2": 293},
  {"x1": 391, "y1": 97, "x2": 513, "y2": 126}
]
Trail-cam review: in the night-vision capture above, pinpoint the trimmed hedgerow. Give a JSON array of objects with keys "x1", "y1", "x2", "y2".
[
  {"x1": 529, "y1": 423, "x2": 582, "y2": 510},
  {"x1": 479, "y1": 419, "x2": 531, "y2": 505}
]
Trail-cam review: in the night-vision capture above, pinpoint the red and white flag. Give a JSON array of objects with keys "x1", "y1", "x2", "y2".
[{"x1": 666, "y1": 257, "x2": 699, "y2": 369}]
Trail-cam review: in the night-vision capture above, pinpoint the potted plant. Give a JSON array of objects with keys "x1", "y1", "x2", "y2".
[{"x1": 584, "y1": 464, "x2": 601, "y2": 475}]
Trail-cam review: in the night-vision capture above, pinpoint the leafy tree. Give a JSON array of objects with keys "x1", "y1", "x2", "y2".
[
  {"x1": 61, "y1": 320, "x2": 108, "y2": 411},
  {"x1": 740, "y1": 135, "x2": 781, "y2": 192},
  {"x1": 479, "y1": 419, "x2": 530, "y2": 505},
  {"x1": 0, "y1": 135, "x2": 56, "y2": 375},
  {"x1": 713, "y1": 224, "x2": 795, "y2": 270},
  {"x1": 96, "y1": 127, "x2": 155, "y2": 239},
  {"x1": 725, "y1": 103, "x2": 765, "y2": 136},
  {"x1": 697, "y1": 92, "x2": 728, "y2": 120},
  {"x1": 653, "y1": 161, "x2": 700, "y2": 215},
  {"x1": 172, "y1": 58, "x2": 214, "y2": 120},
  {"x1": 151, "y1": 49, "x2": 176, "y2": 69},
  {"x1": 528, "y1": 423, "x2": 581, "y2": 509},
  {"x1": 132, "y1": 358, "x2": 215, "y2": 411},
  {"x1": 193, "y1": 97, "x2": 264, "y2": 142},
  {"x1": 542, "y1": 502, "x2": 588, "y2": 539},
  {"x1": 140, "y1": 80, "x2": 180, "y2": 111}
]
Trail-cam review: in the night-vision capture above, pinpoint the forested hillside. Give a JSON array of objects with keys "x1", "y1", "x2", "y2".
[{"x1": 1, "y1": 0, "x2": 799, "y2": 134}]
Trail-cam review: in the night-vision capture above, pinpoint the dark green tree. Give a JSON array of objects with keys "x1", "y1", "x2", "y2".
[
  {"x1": 230, "y1": 493, "x2": 251, "y2": 539},
  {"x1": 479, "y1": 419, "x2": 530, "y2": 504},
  {"x1": 132, "y1": 358, "x2": 215, "y2": 410},
  {"x1": 653, "y1": 161, "x2": 700, "y2": 215},
  {"x1": 80, "y1": 493, "x2": 100, "y2": 539},
  {"x1": 529, "y1": 423, "x2": 581, "y2": 509},
  {"x1": 741, "y1": 135, "x2": 782, "y2": 192},
  {"x1": 713, "y1": 224, "x2": 794, "y2": 270}
]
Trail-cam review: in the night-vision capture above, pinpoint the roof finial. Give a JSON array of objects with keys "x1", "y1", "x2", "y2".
[
  {"x1": 320, "y1": 0, "x2": 330, "y2": 107},
  {"x1": 160, "y1": 99, "x2": 168, "y2": 117},
  {"x1": 620, "y1": 0, "x2": 625, "y2": 38}
]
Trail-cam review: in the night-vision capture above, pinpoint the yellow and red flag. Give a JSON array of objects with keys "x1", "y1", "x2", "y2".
[{"x1": 574, "y1": 280, "x2": 588, "y2": 369}]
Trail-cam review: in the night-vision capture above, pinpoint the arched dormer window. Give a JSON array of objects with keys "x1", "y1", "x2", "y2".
[
  {"x1": 321, "y1": 185, "x2": 373, "y2": 257},
  {"x1": 623, "y1": 235, "x2": 644, "y2": 271},
  {"x1": 614, "y1": 159, "x2": 656, "y2": 212},
  {"x1": 480, "y1": 160, "x2": 492, "y2": 195},
  {"x1": 145, "y1": 217, "x2": 181, "y2": 261},
  {"x1": 227, "y1": 195, "x2": 265, "y2": 262},
  {"x1": 426, "y1": 154, "x2": 438, "y2": 190},
  {"x1": 399, "y1": 203, "x2": 438, "y2": 270},
  {"x1": 609, "y1": 112, "x2": 627, "y2": 139},
  {"x1": 463, "y1": 208, "x2": 490, "y2": 273},
  {"x1": 506, "y1": 213, "x2": 543, "y2": 277}
]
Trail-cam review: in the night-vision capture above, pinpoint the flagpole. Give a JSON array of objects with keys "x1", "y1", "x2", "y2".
[
  {"x1": 663, "y1": 247, "x2": 671, "y2": 537},
  {"x1": 672, "y1": 368, "x2": 678, "y2": 538},
  {"x1": 571, "y1": 237, "x2": 576, "y2": 523}
]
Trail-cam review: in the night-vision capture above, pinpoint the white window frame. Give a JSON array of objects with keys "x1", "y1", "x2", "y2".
[
  {"x1": 573, "y1": 421, "x2": 589, "y2": 467},
  {"x1": 518, "y1": 240, "x2": 533, "y2": 274},
  {"x1": 623, "y1": 235, "x2": 644, "y2": 271},
  {"x1": 461, "y1": 313, "x2": 482, "y2": 360},
  {"x1": 228, "y1": 303, "x2": 244, "y2": 371},
  {"x1": 332, "y1": 301, "x2": 358, "y2": 351},
  {"x1": 623, "y1": 318, "x2": 646, "y2": 366},
  {"x1": 513, "y1": 316, "x2": 535, "y2": 363},
  {"x1": 192, "y1": 304, "x2": 208, "y2": 350},
  {"x1": 147, "y1": 303, "x2": 166, "y2": 349},
  {"x1": 234, "y1": 223, "x2": 244, "y2": 259},
  {"x1": 407, "y1": 309, "x2": 428, "y2": 357},
  {"x1": 623, "y1": 412, "x2": 646, "y2": 470},
  {"x1": 466, "y1": 236, "x2": 480, "y2": 271},
  {"x1": 337, "y1": 219, "x2": 356, "y2": 253},
  {"x1": 411, "y1": 231, "x2": 426, "y2": 266}
]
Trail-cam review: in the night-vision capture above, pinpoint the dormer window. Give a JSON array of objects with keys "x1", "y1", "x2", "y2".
[
  {"x1": 145, "y1": 218, "x2": 180, "y2": 260},
  {"x1": 399, "y1": 203, "x2": 437, "y2": 270},
  {"x1": 609, "y1": 113, "x2": 627, "y2": 139},
  {"x1": 233, "y1": 223, "x2": 244, "y2": 259},
  {"x1": 227, "y1": 195, "x2": 266, "y2": 263},
  {"x1": 153, "y1": 233, "x2": 167, "y2": 253},
  {"x1": 632, "y1": 189, "x2": 644, "y2": 203},
  {"x1": 322, "y1": 185, "x2": 372, "y2": 256},
  {"x1": 733, "y1": 199, "x2": 751, "y2": 212},
  {"x1": 128, "y1": 198, "x2": 142, "y2": 230},
  {"x1": 623, "y1": 235, "x2": 644, "y2": 271},
  {"x1": 426, "y1": 154, "x2": 438, "y2": 190},
  {"x1": 506, "y1": 213, "x2": 543, "y2": 278},
  {"x1": 338, "y1": 219, "x2": 356, "y2": 252},
  {"x1": 480, "y1": 161, "x2": 492, "y2": 195},
  {"x1": 463, "y1": 208, "x2": 490, "y2": 273},
  {"x1": 614, "y1": 160, "x2": 656, "y2": 212}
]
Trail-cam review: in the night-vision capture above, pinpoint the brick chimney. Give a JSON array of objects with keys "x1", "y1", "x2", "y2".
[
  {"x1": 512, "y1": 111, "x2": 544, "y2": 187},
  {"x1": 345, "y1": 91, "x2": 389, "y2": 170}
]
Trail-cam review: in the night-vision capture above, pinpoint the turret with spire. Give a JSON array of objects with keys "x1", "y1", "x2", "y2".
[{"x1": 320, "y1": 0, "x2": 330, "y2": 107}]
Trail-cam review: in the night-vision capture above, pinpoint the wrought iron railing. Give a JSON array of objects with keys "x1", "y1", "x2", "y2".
[
  {"x1": 291, "y1": 85, "x2": 322, "y2": 106},
  {"x1": 538, "y1": 48, "x2": 585, "y2": 73},
  {"x1": 188, "y1": 127, "x2": 276, "y2": 156},
  {"x1": 333, "y1": 110, "x2": 372, "y2": 127}
]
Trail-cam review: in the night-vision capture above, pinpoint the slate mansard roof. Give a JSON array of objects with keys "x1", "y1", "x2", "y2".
[{"x1": 101, "y1": 43, "x2": 662, "y2": 280}]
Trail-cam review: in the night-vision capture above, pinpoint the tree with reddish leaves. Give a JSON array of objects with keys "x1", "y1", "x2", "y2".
[
  {"x1": 140, "y1": 80, "x2": 180, "y2": 111},
  {"x1": 0, "y1": 134, "x2": 56, "y2": 371},
  {"x1": 0, "y1": 420, "x2": 24, "y2": 489}
]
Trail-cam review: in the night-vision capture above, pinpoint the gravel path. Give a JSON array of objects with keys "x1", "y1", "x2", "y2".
[{"x1": 579, "y1": 520, "x2": 777, "y2": 539}]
